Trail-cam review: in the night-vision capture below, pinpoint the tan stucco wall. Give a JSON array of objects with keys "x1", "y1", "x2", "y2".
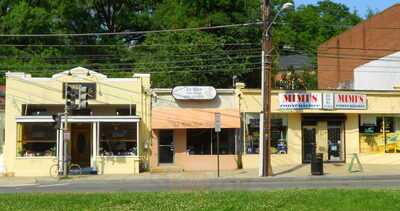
[
  {"x1": 96, "y1": 156, "x2": 140, "y2": 175},
  {"x1": 242, "y1": 113, "x2": 302, "y2": 169},
  {"x1": 240, "y1": 89, "x2": 400, "y2": 114},
  {"x1": 5, "y1": 68, "x2": 150, "y2": 176}
]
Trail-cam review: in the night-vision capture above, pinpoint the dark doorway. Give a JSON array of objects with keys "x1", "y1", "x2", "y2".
[
  {"x1": 302, "y1": 127, "x2": 316, "y2": 163},
  {"x1": 158, "y1": 130, "x2": 174, "y2": 164},
  {"x1": 328, "y1": 121, "x2": 344, "y2": 162},
  {"x1": 71, "y1": 123, "x2": 91, "y2": 167}
]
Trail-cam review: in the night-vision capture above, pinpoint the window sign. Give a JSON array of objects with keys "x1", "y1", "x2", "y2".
[
  {"x1": 279, "y1": 93, "x2": 322, "y2": 109},
  {"x1": 335, "y1": 94, "x2": 367, "y2": 109}
]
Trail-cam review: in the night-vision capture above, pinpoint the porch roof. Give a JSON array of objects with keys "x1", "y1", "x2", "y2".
[{"x1": 16, "y1": 115, "x2": 140, "y2": 123}]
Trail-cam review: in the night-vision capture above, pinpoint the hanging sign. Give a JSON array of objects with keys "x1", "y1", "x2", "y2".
[
  {"x1": 335, "y1": 94, "x2": 367, "y2": 109},
  {"x1": 279, "y1": 93, "x2": 322, "y2": 109},
  {"x1": 172, "y1": 86, "x2": 217, "y2": 100}
]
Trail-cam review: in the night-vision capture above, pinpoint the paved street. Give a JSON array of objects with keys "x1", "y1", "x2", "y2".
[{"x1": 2, "y1": 175, "x2": 400, "y2": 192}]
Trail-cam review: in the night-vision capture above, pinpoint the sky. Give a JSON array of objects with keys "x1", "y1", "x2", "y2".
[{"x1": 294, "y1": 0, "x2": 400, "y2": 17}]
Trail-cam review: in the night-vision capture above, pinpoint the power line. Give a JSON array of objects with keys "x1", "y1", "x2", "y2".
[
  {"x1": 0, "y1": 55, "x2": 261, "y2": 68},
  {"x1": 0, "y1": 43, "x2": 260, "y2": 48},
  {"x1": 0, "y1": 22, "x2": 262, "y2": 37}
]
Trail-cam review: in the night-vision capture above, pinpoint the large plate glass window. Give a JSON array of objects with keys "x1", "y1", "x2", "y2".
[
  {"x1": 17, "y1": 123, "x2": 57, "y2": 157},
  {"x1": 99, "y1": 123, "x2": 137, "y2": 156}
]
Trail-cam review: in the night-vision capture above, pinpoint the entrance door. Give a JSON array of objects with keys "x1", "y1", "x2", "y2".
[
  {"x1": 328, "y1": 124, "x2": 343, "y2": 162},
  {"x1": 71, "y1": 124, "x2": 91, "y2": 167},
  {"x1": 302, "y1": 127, "x2": 316, "y2": 163},
  {"x1": 158, "y1": 130, "x2": 174, "y2": 164}
]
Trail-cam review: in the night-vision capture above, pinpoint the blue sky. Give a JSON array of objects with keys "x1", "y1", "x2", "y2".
[{"x1": 294, "y1": 0, "x2": 400, "y2": 17}]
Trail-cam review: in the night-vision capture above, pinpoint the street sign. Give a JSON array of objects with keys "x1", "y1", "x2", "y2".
[{"x1": 215, "y1": 112, "x2": 221, "y2": 132}]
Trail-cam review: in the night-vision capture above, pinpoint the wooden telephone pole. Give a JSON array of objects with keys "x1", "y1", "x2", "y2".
[{"x1": 260, "y1": 0, "x2": 273, "y2": 177}]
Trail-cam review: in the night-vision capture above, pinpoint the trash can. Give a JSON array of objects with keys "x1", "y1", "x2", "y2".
[{"x1": 311, "y1": 153, "x2": 324, "y2": 175}]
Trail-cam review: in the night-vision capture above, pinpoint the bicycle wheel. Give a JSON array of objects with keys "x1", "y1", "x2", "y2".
[
  {"x1": 49, "y1": 164, "x2": 59, "y2": 177},
  {"x1": 68, "y1": 164, "x2": 82, "y2": 175}
]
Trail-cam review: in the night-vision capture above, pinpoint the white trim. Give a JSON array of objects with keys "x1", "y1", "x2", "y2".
[{"x1": 16, "y1": 115, "x2": 141, "y2": 123}]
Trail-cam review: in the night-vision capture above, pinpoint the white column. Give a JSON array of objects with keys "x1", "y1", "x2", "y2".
[
  {"x1": 58, "y1": 122, "x2": 64, "y2": 174},
  {"x1": 91, "y1": 122, "x2": 98, "y2": 170}
]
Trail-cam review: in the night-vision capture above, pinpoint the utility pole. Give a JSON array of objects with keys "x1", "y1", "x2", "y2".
[
  {"x1": 63, "y1": 83, "x2": 70, "y2": 177},
  {"x1": 259, "y1": 0, "x2": 273, "y2": 177}
]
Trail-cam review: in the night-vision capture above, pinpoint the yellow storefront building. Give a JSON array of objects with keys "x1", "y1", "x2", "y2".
[
  {"x1": 4, "y1": 67, "x2": 151, "y2": 176},
  {"x1": 241, "y1": 86, "x2": 400, "y2": 169}
]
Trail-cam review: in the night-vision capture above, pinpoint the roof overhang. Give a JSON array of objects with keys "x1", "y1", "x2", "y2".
[{"x1": 16, "y1": 115, "x2": 140, "y2": 123}]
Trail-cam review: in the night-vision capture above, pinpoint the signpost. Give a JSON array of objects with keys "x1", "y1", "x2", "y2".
[{"x1": 215, "y1": 112, "x2": 221, "y2": 177}]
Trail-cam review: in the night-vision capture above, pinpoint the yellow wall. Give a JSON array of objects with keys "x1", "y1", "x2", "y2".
[
  {"x1": 5, "y1": 67, "x2": 150, "y2": 176},
  {"x1": 239, "y1": 87, "x2": 400, "y2": 167},
  {"x1": 96, "y1": 156, "x2": 140, "y2": 175}
]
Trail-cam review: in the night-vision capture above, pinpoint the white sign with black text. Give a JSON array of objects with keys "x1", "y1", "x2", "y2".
[{"x1": 172, "y1": 86, "x2": 217, "y2": 100}]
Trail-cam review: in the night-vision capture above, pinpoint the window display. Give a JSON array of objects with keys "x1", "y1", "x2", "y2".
[
  {"x1": 244, "y1": 113, "x2": 288, "y2": 154},
  {"x1": 99, "y1": 123, "x2": 137, "y2": 156},
  {"x1": 17, "y1": 123, "x2": 57, "y2": 157},
  {"x1": 360, "y1": 115, "x2": 400, "y2": 153}
]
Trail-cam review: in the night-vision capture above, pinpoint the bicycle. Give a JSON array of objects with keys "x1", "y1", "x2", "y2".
[{"x1": 49, "y1": 158, "x2": 82, "y2": 177}]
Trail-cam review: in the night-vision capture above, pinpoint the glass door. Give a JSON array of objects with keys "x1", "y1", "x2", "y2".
[
  {"x1": 328, "y1": 122, "x2": 344, "y2": 162},
  {"x1": 302, "y1": 126, "x2": 316, "y2": 163},
  {"x1": 158, "y1": 130, "x2": 174, "y2": 164}
]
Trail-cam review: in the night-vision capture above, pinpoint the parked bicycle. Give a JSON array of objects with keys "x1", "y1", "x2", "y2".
[{"x1": 49, "y1": 158, "x2": 82, "y2": 177}]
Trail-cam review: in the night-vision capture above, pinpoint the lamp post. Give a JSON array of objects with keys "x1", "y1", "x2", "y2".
[{"x1": 259, "y1": 1, "x2": 293, "y2": 177}]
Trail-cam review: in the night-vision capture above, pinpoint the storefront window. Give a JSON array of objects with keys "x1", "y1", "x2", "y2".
[
  {"x1": 186, "y1": 128, "x2": 236, "y2": 155},
  {"x1": 360, "y1": 115, "x2": 400, "y2": 153},
  {"x1": 245, "y1": 113, "x2": 288, "y2": 154},
  {"x1": 99, "y1": 123, "x2": 137, "y2": 156},
  {"x1": 17, "y1": 123, "x2": 57, "y2": 157}
]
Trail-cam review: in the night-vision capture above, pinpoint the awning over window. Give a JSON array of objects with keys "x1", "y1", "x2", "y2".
[
  {"x1": 16, "y1": 115, "x2": 140, "y2": 123},
  {"x1": 152, "y1": 108, "x2": 240, "y2": 129}
]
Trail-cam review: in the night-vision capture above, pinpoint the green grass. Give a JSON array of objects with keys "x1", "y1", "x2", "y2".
[{"x1": 0, "y1": 189, "x2": 400, "y2": 210}]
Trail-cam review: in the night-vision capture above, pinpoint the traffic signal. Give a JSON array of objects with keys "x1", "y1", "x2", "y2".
[
  {"x1": 52, "y1": 114, "x2": 62, "y2": 130},
  {"x1": 78, "y1": 85, "x2": 88, "y2": 109},
  {"x1": 65, "y1": 84, "x2": 78, "y2": 109}
]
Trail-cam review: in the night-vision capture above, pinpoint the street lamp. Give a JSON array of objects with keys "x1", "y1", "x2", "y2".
[
  {"x1": 260, "y1": 1, "x2": 293, "y2": 177},
  {"x1": 265, "y1": 2, "x2": 294, "y2": 36}
]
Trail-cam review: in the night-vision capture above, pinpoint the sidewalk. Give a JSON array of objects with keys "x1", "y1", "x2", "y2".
[{"x1": 1, "y1": 163, "x2": 400, "y2": 186}]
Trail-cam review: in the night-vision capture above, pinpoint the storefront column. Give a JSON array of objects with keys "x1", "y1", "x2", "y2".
[
  {"x1": 345, "y1": 114, "x2": 359, "y2": 159},
  {"x1": 91, "y1": 122, "x2": 98, "y2": 170},
  {"x1": 287, "y1": 114, "x2": 302, "y2": 164}
]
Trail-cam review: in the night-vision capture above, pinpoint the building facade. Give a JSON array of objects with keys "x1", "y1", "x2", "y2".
[
  {"x1": 150, "y1": 83, "x2": 400, "y2": 172},
  {"x1": 4, "y1": 67, "x2": 151, "y2": 176},
  {"x1": 318, "y1": 4, "x2": 400, "y2": 89},
  {"x1": 150, "y1": 87, "x2": 241, "y2": 171}
]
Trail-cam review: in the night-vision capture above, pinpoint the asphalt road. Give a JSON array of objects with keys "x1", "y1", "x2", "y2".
[{"x1": 2, "y1": 176, "x2": 400, "y2": 192}]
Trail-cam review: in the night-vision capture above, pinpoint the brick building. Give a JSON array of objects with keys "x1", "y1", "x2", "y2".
[{"x1": 318, "y1": 4, "x2": 400, "y2": 89}]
